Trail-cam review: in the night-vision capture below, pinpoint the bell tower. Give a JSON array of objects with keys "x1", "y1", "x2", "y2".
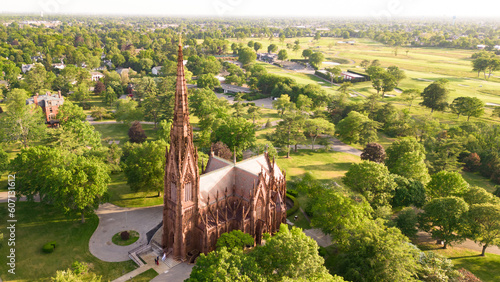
[{"x1": 162, "y1": 35, "x2": 200, "y2": 260}]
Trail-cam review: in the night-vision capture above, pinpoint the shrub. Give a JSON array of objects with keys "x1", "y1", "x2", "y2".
[
  {"x1": 394, "y1": 207, "x2": 418, "y2": 239},
  {"x1": 265, "y1": 119, "x2": 272, "y2": 128},
  {"x1": 286, "y1": 194, "x2": 300, "y2": 217},
  {"x1": 287, "y1": 189, "x2": 299, "y2": 197},
  {"x1": 121, "y1": 231, "x2": 130, "y2": 240},
  {"x1": 42, "y1": 241, "x2": 57, "y2": 253}
]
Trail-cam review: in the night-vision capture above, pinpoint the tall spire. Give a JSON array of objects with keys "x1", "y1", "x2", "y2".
[{"x1": 172, "y1": 33, "x2": 190, "y2": 137}]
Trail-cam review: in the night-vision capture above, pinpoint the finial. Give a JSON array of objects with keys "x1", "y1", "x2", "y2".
[
  {"x1": 178, "y1": 33, "x2": 182, "y2": 47},
  {"x1": 233, "y1": 147, "x2": 236, "y2": 164}
]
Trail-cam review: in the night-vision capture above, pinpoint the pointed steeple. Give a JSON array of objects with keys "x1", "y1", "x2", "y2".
[{"x1": 172, "y1": 34, "x2": 190, "y2": 137}]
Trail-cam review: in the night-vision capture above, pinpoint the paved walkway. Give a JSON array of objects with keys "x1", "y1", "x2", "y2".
[
  {"x1": 89, "y1": 203, "x2": 163, "y2": 262},
  {"x1": 417, "y1": 231, "x2": 500, "y2": 255},
  {"x1": 0, "y1": 192, "x2": 39, "y2": 203},
  {"x1": 112, "y1": 265, "x2": 153, "y2": 282},
  {"x1": 150, "y1": 263, "x2": 194, "y2": 282}
]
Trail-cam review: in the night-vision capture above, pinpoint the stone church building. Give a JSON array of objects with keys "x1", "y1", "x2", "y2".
[{"x1": 162, "y1": 39, "x2": 287, "y2": 261}]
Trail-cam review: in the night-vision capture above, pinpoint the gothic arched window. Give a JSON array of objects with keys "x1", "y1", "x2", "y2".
[
  {"x1": 171, "y1": 182, "x2": 176, "y2": 200},
  {"x1": 185, "y1": 182, "x2": 192, "y2": 202}
]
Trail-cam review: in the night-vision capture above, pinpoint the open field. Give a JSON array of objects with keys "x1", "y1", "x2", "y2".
[
  {"x1": 419, "y1": 243, "x2": 500, "y2": 282},
  {"x1": 0, "y1": 202, "x2": 137, "y2": 281}
]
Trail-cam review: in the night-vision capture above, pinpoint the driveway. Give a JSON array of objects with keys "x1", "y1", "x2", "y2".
[
  {"x1": 150, "y1": 263, "x2": 194, "y2": 282},
  {"x1": 89, "y1": 203, "x2": 163, "y2": 262}
]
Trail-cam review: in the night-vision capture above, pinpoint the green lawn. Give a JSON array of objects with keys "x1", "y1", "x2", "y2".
[
  {"x1": 108, "y1": 172, "x2": 163, "y2": 208},
  {"x1": 128, "y1": 268, "x2": 159, "y2": 281},
  {"x1": 419, "y1": 244, "x2": 500, "y2": 282},
  {"x1": 0, "y1": 202, "x2": 137, "y2": 281},
  {"x1": 461, "y1": 171, "x2": 498, "y2": 193},
  {"x1": 93, "y1": 123, "x2": 158, "y2": 146},
  {"x1": 275, "y1": 149, "x2": 361, "y2": 184}
]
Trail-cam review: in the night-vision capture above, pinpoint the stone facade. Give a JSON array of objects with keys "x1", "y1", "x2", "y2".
[{"x1": 161, "y1": 39, "x2": 287, "y2": 261}]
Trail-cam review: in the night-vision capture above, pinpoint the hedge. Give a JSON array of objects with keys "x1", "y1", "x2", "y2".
[
  {"x1": 286, "y1": 194, "x2": 300, "y2": 217},
  {"x1": 42, "y1": 241, "x2": 57, "y2": 253}
]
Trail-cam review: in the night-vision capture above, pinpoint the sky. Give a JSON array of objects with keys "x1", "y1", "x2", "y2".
[{"x1": 1, "y1": 0, "x2": 500, "y2": 19}]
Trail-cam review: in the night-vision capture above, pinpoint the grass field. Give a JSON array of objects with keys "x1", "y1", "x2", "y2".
[
  {"x1": 0, "y1": 202, "x2": 137, "y2": 282},
  {"x1": 108, "y1": 172, "x2": 163, "y2": 208},
  {"x1": 128, "y1": 268, "x2": 159, "y2": 282},
  {"x1": 419, "y1": 243, "x2": 500, "y2": 282},
  {"x1": 275, "y1": 149, "x2": 361, "y2": 184}
]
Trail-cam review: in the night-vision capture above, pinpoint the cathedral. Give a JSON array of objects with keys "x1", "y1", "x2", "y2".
[{"x1": 161, "y1": 38, "x2": 287, "y2": 261}]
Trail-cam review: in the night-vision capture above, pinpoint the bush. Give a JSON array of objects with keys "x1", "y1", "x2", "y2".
[
  {"x1": 42, "y1": 241, "x2": 57, "y2": 253},
  {"x1": 286, "y1": 194, "x2": 300, "y2": 217},
  {"x1": 121, "y1": 231, "x2": 130, "y2": 240},
  {"x1": 394, "y1": 207, "x2": 418, "y2": 239},
  {"x1": 287, "y1": 189, "x2": 299, "y2": 197}
]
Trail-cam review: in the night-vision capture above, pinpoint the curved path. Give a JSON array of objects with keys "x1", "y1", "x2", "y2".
[{"x1": 89, "y1": 203, "x2": 163, "y2": 262}]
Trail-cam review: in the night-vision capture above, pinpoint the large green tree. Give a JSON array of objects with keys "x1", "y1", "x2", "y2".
[
  {"x1": 213, "y1": 117, "x2": 256, "y2": 156},
  {"x1": 305, "y1": 118, "x2": 335, "y2": 150},
  {"x1": 115, "y1": 98, "x2": 144, "y2": 125},
  {"x1": 343, "y1": 160, "x2": 397, "y2": 209},
  {"x1": 466, "y1": 203, "x2": 500, "y2": 256},
  {"x1": 238, "y1": 47, "x2": 257, "y2": 65},
  {"x1": 419, "y1": 197, "x2": 469, "y2": 249},
  {"x1": 216, "y1": 230, "x2": 254, "y2": 251},
  {"x1": 426, "y1": 170, "x2": 469, "y2": 199},
  {"x1": 450, "y1": 96, "x2": 484, "y2": 121},
  {"x1": 420, "y1": 79, "x2": 450, "y2": 113},
  {"x1": 336, "y1": 111, "x2": 381, "y2": 145},
  {"x1": 385, "y1": 138, "x2": 430, "y2": 183},
  {"x1": 122, "y1": 140, "x2": 167, "y2": 197}
]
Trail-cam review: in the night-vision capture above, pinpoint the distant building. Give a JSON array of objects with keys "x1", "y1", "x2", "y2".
[
  {"x1": 116, "y1": 67, "x2": 130, "y2": 75},
  {"x1": 477, "y1": 44, "x2": 487, "y2": 50},
  {"x1": 257, "y1": 53, "x2": 277, "y2": 63},
  {"x1": 91, "y1": 72, "x2": 105, "y2": 81},
  {"x1": 341, "y1": 71, "x2": 364, "y2": 80},
  {"x1": 26, "y1": 91, "x2": 65, "y2": 125},
  {"x1": 494, "y1": 45, "x2": 500, "y2": 50},
  {"x1": 21, "y1": 64, "x2": 34, "y2": 73},
  {"x1": 52, "y1": 63, "x2": 66, "y2": 70},
  {"x1": 152, "y1": 66, "x2": 163, "y2": 75}
]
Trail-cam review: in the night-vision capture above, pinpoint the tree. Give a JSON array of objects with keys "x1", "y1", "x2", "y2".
[
  {"x1": 450, "y1": 97, "x2": 484, "y2": 121},
  {"x1": 305, "y1": 118, "x2": 334, "y2": 150},
  {"x1": 335, "y1": 220, "x2": 419, "y2": 282},
  {"x1": 325, "y1": 66, "x2": 342, "y2": 85},
  {"x1": 10, "y1": 147, "x2": 110, "y2": 223},
  {"x1": 187, "y1": 247, "x2": 261, "y2": 282},
  {"x1": 47, "y1": 120, "x2": 102, "y2": 153},
  {"x1": 213, "y1": 117, "x2": 256, "y2": 156},
  {"x1": 426, "y1": 170, "x2": 469, "y2": 199},
  {"x1": 387, "y1": 65, "x2": 406, "y2": 87},
  {"x1": 102, "y1": 86, "x2": 118, "y2": 107},
  {"x1": 385, "y1": 138, "x2": 430, "y2": 183},
  {"x1": 0, "y1": 89, "x2": 46, "y2": 148},
  {"x1": 246, "y1": 105, "x2": 261, "y2": 125},
  {"x1": 301, "y1": 49, "x2": 313, "y2": 59},
  {"x1": 71, "y1": 83, "x2": 91, "y2": 108},
  {"x1": 211, "y1": 141, "x2": 232, "y2": 160},
  {"x1": 0, "y1": 148, "x2": 8, "y2": 173},
  {"x1": 462, "y1": 186, "x2": 499, "y2": 206},
  {"x1": 336, "y1": 111, "x2": 381, "y2": 145},
  {"x1": 360, "y1": 59, "x2": 370, "y2": 69},
  {"x1": 24, "y1": 63, "x2": 50, "y2": 94},
  {"x1": 273, "y1": 110, "x2": 305, "y2": 157},
  {"x1": 343, "y1": 160, "x2": 397, "y2": 209},
  {"x1": 128, "y1": 121, "x2": 147, "y2": 143},
  {"x1": 310, "y1": 189, "x2": 372, "y2": 245},
  {"x1": 392, "y1": 176, "x2": 427, "y2": 208},
  {"x1": 419, "y1": 197, "x2": 469, "y2": 249},
  {"x1": 308, "y1": 52, "x2": 324, "y2": 69},
  {"x1": 381, "y1": 72, "x2": 397, "y2": 96},
  {"x1": 52, "y1": 261, "x2": 102, "y2": 282},
  {"x1": 420, "y1": 79, "x2": 450, "y2": 113},
  {"x1": 115, "y1": 98, "x2": 143, "y2": 125},
  {"x1": 277, "y1": 49, "x2": 288, "y2": 61},
  {"x1": 197, "y1": 73, "x2": 221, "y2": 90},
  {"x1": 90, "y1": 106, "x2": 107, "y2": 121},
  {"x1": 341, "y1": 31, "x2": 350, "y2": 39},
  {"x1": 157, "y1": 119, "x2": 172, "y2": 143},
  {"x1": 267, "y1": 44, "x2": 278, "y2": 54},
  {"x1": 361, "y1": 142, "x2": 386, "y2": 163},
  {"x1": 122, "y1": 140, "x2": 167, "y2": 197},
  {"x1": 253, "y1": 42, "x2": 262, "y2": 52},
  {"x1": 111, "y1": 53, "x2": 125, "y2": 67},
  {"x1": 295, "y1": 94, "x2": 313, "y2": 113},
  {"x1": 238, "y1": 47, "x2": 257, "y2": 65},
  {"x1": 394, "y1": 207, "x2": 419, "y2": 239},
  {"x1": 272, "y1": 94, "x2": 292, "y2": 116},
  {"x1": 189, "y1": 88, "x2": 228, "y2": 130},
  {"x1": 338, "y1": 81, "x2": 352, "y2": 96},
  {"x1": 252, "y1": 225, "x2": 337, "y2": 281},
  {"x1": 94, "y1": 81, "x2": 106, "y2": 95},
  {"x1": 401, "y1": 89, "x2": 420, "y2": 111},
  {"x1": 463, "y1": 152, "x2": 481, "y2": 172},
  {"x1": 216, "y1": 230, "x2": 254, "y2": 251},
  {"x1": 466, "y1": 203, "x2": 500, "y2": 256}
]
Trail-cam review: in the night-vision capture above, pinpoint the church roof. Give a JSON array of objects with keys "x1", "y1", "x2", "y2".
[{"x1": 199, "y1": 154, "x2": 283, "y2": 208}]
